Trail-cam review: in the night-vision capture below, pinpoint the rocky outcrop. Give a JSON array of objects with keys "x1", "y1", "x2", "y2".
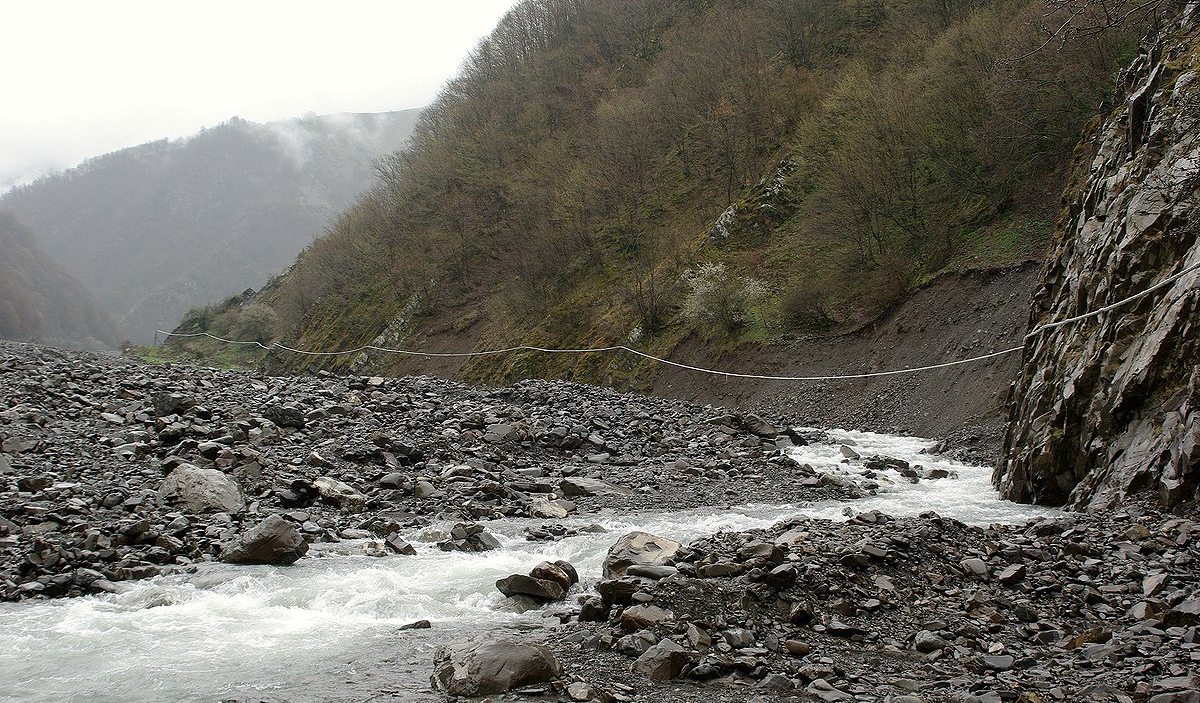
[
  {"x1": 997, "y1": 17, "x2": 1200, "y2": 509},
  {"x1": 707, "y1": 159, "x2": 798, "y2": 242}
]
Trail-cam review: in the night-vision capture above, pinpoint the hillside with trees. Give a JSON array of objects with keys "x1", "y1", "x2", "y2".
[
  {"x1": 0, "y1": 212, "x2": 119, "y2": 349},
  {"x1": 175, "y1": 0, "x2": 1161, "y2": 388},
  {"x1": 1, "y1": 110, "x2": 421, "y2": 342}
]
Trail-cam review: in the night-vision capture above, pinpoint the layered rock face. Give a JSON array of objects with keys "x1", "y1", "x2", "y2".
[{"x1": 997, "y1": 18, "x2": 1200, "y2": 509}]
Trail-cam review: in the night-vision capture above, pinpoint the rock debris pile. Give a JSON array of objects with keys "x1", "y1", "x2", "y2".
[
  {"x1": 544, "y1": 507, "x2": 1200, "y2": 703},
  {"x1": 0, "y1": 341, "x2": 841, "y2": 601}
]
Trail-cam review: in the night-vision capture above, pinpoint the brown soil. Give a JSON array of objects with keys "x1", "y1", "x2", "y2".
[{"x1": 650, "y1": 263, "x2": 1043, "y2": 462}]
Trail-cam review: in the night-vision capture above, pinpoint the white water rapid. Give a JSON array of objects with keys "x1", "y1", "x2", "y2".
[{"x1": 0, "y1": 430, "x2": 1057, "y2": 703}]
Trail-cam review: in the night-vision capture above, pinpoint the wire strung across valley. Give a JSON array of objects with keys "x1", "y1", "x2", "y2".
[{"x1": 155, "y1": 259, "x2": 1200, "y2": 382}]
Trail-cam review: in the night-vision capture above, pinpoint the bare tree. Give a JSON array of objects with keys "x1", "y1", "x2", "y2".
[{"x1": 1014, "y1": 0, "x2": 1185, "y2": 59}]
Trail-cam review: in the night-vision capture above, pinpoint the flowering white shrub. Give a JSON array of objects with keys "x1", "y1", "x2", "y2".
[{"x1": 681, "y1": 263, "x2": 769, "y2": 332}]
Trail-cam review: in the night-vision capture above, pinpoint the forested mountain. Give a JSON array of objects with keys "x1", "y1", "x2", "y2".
[
  {"x1": 179, "y1": 0, "x2": 1155, "y2": 387},
  {"x1": 0, "y1": 212, "x2": 119, "y2": 349},
  {"x1": 1, "y1": 110, "x2": 421, "y2": 342}
]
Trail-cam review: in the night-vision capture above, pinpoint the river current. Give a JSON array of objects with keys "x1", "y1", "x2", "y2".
[{"x1": 0, "y1": 429, "x2": 1057, "y2": 702}]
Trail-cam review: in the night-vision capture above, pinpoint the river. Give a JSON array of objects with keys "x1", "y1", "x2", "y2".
[{"x1": 0, "y1": 429, "x2": 1056, "y2": 703}]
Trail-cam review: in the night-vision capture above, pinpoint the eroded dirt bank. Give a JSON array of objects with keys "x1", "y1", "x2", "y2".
[{"x1": 653, "y1": 264, "x2": 1041, "y2": 462}]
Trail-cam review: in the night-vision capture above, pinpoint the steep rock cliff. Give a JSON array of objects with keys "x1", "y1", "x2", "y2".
[{"x1": 996, "y1": 14, "x2": 1200, "y2": 509}]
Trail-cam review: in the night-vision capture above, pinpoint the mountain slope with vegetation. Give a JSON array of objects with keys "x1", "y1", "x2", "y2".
[
  {"x1": 1, "y1": 110, "x2": 421, "y2": 343},
  {"x1": 0, "y1": 212, "x2": 119, "y2": 349},
  {"x1": 179, "y1": 0, "x2": 1154, "y2": 394}
]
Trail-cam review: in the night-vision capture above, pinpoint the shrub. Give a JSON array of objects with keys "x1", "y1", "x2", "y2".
[
  {"x1": 859, "y1": 253, "x2": 917, "y2": 318},
  {"x1": 231, "y1": 303, "x2": 278, "y2": 344},
  {"x1": 681, "y1": 262, "x2": 769, "y2": 333},
  {"x1": 780, "y1": 278, "x2": 836, "y2": 329},
  {"x1": 179, "y1": 307, "x2": 215, "y2": 333}
]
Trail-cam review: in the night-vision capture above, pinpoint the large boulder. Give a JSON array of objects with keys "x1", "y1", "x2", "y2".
[
  {"x1": 603, "y1": 531, "x2": 681, "y2": 578},
  {"x1": 313, "y1": 476, "x2": 367, "y2": 513},
  {"x1": 620, "y1": 604, "x2": 675, "y2": 630},
  {"x1": 495, "y1": 574, "x2": 565, "y2": 602},
  {"x1": 431, "y1": 639, "x2": 560, "y2": 696},
  {"x1": 741, "y1": 413, "x2": 779, "y2": 438},
  {"x1": 528, "y1": 498, "x2": 569, "y2": 519},
  {"x1": 157, "y1": 463, "x2": 244, "y2": 514},
  {"x1": 633, "y1": 639, "x2": 691, "y2": 681},
  {"x1": 262, "y1": 404, "x2": 305, "y2": 430},
  {"x1": 274, "y1": 477, "x2": 319, "y2": 508},
  {"x1": 530, "y1": 561, "x2": 575, "y2": 589},
  {"x1": 495, "y1": 560, "x2": 577, "y2": 603},
  {"x1": 597, "y1": 577, "x2": 642, "y2": 608},
  {"x1": 438, "y1": 523, "x2": 502, "y2": 552},
  {"x1": 152, "y1": 392, "x2": 196, "y2": 417},
  {"x1": 221, "y1": 515, "x2": 309, "y2": 565}
]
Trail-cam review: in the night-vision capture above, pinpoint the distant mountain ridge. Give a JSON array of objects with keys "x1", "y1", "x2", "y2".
[
  {"x1": 1, "y1": 109, "x2": 421, "y2": 342},
  {"x1": 0, "y1": 211, "x2": 119, "y2": 349}
]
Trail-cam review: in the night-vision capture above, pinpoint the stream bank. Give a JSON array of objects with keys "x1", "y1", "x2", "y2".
[{"x1": 2, "y1": 342, "x2": 1198, "y2": 703}]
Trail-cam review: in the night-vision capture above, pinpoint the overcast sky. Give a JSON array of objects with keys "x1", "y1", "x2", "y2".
[{"x1": 1, "y1": 0, "x2": 517, "y2": 191}]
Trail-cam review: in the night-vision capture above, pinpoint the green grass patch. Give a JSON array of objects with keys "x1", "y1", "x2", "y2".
[
  {"x1": 126, "y1": 342, "x2": 264, "y2": 370},
  {"x1": 948, "y1": 217, "x2": 1053, "y2": 271}
]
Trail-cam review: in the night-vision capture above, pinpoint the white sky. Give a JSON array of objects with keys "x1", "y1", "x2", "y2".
[{"x1": 0, "y1": 0, "x2": 518, "y2": 190}]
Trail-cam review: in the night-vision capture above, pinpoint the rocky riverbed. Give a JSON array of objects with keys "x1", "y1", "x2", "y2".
[
  {"x1": 0, "y1": 341, "x2": 848, "y2": 602},
  {"x1": 1, "y1": 341, "x2": 1198, "y2": 703}
]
